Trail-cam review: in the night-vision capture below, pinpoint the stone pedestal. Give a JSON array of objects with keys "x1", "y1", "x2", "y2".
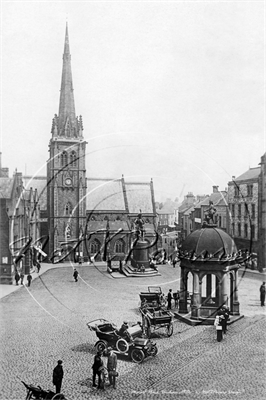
[{"x1": 131, "y1": 240, "x2": 150, "y2": 269}]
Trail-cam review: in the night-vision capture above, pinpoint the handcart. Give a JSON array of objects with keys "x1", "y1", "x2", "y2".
[{"x1": 22, "y1": 381, "x2": 67, "y2": 400}]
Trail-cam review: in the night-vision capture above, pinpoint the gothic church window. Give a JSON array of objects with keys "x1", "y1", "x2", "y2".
[
  {"x1": 115, "y1": 239, "x2": 125, "y2": 253},
  {"x1": 90, "y1": 239, "x2": 100, "y2": 254},
  {"x1": 70, "y1": 151, "x2": 77, "y2": 167},
  {"x1": 61, "y1": 151, "x2": 68, "y2": 167}
]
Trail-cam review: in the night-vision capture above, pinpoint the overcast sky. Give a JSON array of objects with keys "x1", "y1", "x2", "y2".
[{"x1": 1, "y1": 0, "x2": 265, "y2": 202}]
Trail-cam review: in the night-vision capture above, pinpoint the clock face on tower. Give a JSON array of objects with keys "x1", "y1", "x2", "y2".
[{"x1": 65, "y1": 178, "x2": 72, "y2": 186}]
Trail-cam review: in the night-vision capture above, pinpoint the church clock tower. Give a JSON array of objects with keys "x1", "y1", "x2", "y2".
[{"x1": 47, "y1": 24, "x2": 87, "y2": 259}]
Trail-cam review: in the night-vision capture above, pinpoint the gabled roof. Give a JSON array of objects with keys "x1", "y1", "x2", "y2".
[
  {"x1": 234, "y1": 167, "x2": 260, "y2": 182},
  {"x1": 200, "y1": 191, "x2": 228, "y2": 207},
  {"x1": 0, "y1": 178, "x2": 13, "y2": 198},
  {"x1": 125, "y1": 182, "x2": 154, "y2": 214},
  {"x1": 158, "y1": 200, "x2": 179, "y2": 214},
  {"x1": 23, "y1": 176, "x2": 47, "y2": 210},
  {"x1": 86, "y1": 178, "x2": 155, "y2": 214},
  {"x1": 86, "y1": 178, "x2": 126, "y2": 211},
  {"x1": 183, "y1": 205, "x2": 195, "y2": 216}
]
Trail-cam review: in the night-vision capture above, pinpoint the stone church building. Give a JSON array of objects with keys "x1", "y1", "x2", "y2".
[{"x1": 0, "y1": 24, "x2": 157, "y2": 281}]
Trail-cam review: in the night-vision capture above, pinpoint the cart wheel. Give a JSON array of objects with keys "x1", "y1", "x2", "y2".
[
  {"x1": 166, "y1": 322, "x2": 174, "y2": 337},
  {"x1": 51, "y1": 394, "x2": 66, "y2": 400},
  {"x1": 131, "y1": 348, "x2": 145, "y2": 363},
  {"x1": 116, "y1": 338, "x2": 129, "y2": 353},
  {"x1": 150, "y1": 345, "x2": 158, "y2": 357},
  {"x1": 95, "y1": 340, "x2": 108, "y2": 353}
]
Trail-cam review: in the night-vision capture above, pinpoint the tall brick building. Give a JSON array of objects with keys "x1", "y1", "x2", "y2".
[{"x1": 227, "y1": 167, "x2": 260, "y2": 266}]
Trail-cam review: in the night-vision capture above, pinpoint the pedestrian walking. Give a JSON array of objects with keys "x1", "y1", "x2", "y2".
[
  {"x1": 167, "y1": 289, "x2": 173, "y2": 310},
  {"x1": 214, "y1": 311, "x2": 224, "y2": 342},
  {"x1": 92, "y1": 351, "x2": 103, "y2": 389},
  {"x1": 15, "y1": 271, "x2": 20, "y2": 286},
  {"x1": 173, "y1": 290, "x2": 180, "y2": 308},
  {"x1": 27, "y1": 274, "x2": 32, "y2": 287},
  {"x1": 20, "y1": 273, "x2": 24, "y2": 285},
  {"x1": 53, "y1": 360, "x2": 64, "y2": 394},
  {"x1": 107, "y1": 347, "x2": 118, "y2": 389},
  {"x1": 260, "y1": 282, "x2": 265, "y2": 306},
  {"x1": 73, "y1": 269, "x2": 79, "y2": 282}
]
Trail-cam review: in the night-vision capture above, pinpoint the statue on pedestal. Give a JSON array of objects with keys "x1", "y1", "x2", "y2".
[
  {"x1": 134, "y1": 212, "x2": 145, "y2": 240},
  {"x1": 204, "y1": 201, "x2": 217, "y2": 225}
]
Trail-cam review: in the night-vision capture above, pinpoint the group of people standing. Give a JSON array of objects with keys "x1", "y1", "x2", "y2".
[
  {"x1": 214, "y1": 306, "x2": 230, "y2": 342},
  {"x1": 166, "y1": 289, "x2": 180, "y2": 310},
  {"x1": 14, "y1": 271, "x2": 32, "y2": 287},
  {"x1": 92, "y1": 347, "x2": 118, "y2": 390}
]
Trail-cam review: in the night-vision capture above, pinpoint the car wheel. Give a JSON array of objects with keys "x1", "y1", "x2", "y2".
[
  {"x1": 167, "y1": 322, "x2": 174, "y2": 337},
  {"x1": 95, "y1": 340, "x2": 107, "y2": 353},
  {"x1": 116, "y1": 338, "x2": 129, "y2": 353},
  {"x1": 131, "y1": 348, "x2": 145, "y2": 364}
]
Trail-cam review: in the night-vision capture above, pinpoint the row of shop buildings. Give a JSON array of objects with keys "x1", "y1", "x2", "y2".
[{"x1": 178, "y1": 154, "x2": 266, "y2": 271}]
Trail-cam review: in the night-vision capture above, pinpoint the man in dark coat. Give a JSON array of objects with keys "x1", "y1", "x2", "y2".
[
  {"x1": 73, "y1": 269, "x2": 79, "y2": 282},
  {"x1": 53, "y1": 360, "x2": 64, "y2": 394},
  {"x1": 167, "y1": 289, "x2": 172, "y2": 310},
  {"x1": 92, "y1": 351, "x2": 103, "y2": 389},
  {"x1": 20, "y1": 273, "x2": 24, "y2": 285},
  {"x1": 221, "y1": 306, "x2": 230, "y2": 334},
  {"x1": 15, "y1": 271, "x2": 20, "y2": 285},
  {"x1": 27, "y1": 274, "x2": 32, "y2": 287},
  {"x1": 260, "y1": 282, "x2": 265, "y2": 306}
]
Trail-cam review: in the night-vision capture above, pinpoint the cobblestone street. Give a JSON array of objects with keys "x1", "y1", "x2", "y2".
[{"x1": 0, "y1": 263, "x2": 265, "y2": 400}]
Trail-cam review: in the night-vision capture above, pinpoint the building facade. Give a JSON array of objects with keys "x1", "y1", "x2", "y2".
[
  {"x1": 227, "y1": 167, "x2": 260, "y2": 266},
  {"x1": 46, "y1": 25, "x2": 87, "y2": 259},
  {"x1": 0, "y1": 160, "x2": 40, "y2": 282}
]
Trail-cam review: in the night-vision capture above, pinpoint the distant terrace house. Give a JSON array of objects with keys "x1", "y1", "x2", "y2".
[
  {"x1": 0, "y1": 162, "x2": 40, "y2": 282},
  {"x1": 156, "y1": 199, "x2": 179, "y2": 232},
  {"x1": 178, "y1": 192, "x2": 196, "y2": 240},
  {"x1": 191, "y1": 186, "x2": 228, "y2": 232},
  {"x1": 227, "y1": 167, "x2": 260, "y2": 267}
]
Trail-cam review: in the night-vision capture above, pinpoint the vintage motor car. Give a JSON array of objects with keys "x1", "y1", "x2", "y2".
[{"x1": 87, "y1": 319, "x2": 158, "y2": 363}]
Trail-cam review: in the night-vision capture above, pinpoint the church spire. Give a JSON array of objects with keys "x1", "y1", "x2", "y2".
[{"x1": 52, "y1": 23, "x2": 83, "y2": 139}]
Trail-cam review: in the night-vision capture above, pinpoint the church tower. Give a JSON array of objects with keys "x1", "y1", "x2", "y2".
[{"x1": 47, "y1": 24, "x2": 87, "y2": 259}]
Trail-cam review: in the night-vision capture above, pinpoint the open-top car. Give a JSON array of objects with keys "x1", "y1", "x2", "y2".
[{"x1": 87, "y1": 319, "x2": 158, "y2": 363}]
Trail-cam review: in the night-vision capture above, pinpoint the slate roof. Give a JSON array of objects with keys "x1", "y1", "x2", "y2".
[
  {"x1": 86, "y1": 179, "x2": 155, "y2": 215},
  {"x1": 23, "y1": 176, "x2": 47, "y2": 210},
  {"x1": 0, "y1": 178, "x2": 13, "y2": 198},
  {"x1": 159, "y1": 200, "x2": 180, "y2": 214},
  {"x1": 86, "y1": 178, "x2": 125, "y2": 211},
  {"x1": 125, "y1": 182, "x2": 154, "y2": 214},
  {"x1": 234, "y1": 167, "x2": 260, "y2": 182},
  {"x1": 200, "y1": 191, "x2": 228, "y2": 207}
]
